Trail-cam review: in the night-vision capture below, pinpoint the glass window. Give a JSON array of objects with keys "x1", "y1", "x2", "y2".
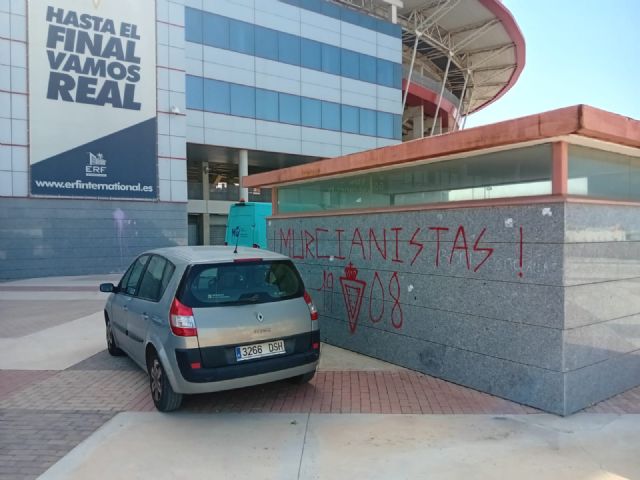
[
  {"x1": 320, "y1": 1, "x2": 341, "y2": 19},
  {"x1": 278, "y1": 31, "x2": 300, "y2": 65},
  {"x1": 230, "y1": 83, "x2": 255, "y2": 118},
  {"x1": 256, "y1": 88, "x2": 278, "y2": 122},
  {"x1": 321, "y1": 44, "x2": 340, "y2": 75},
  {"x1": 229, "y1": 19, "x2": 254, "y2": 55},
  {"x1": 341, "y1": 49, "x2": 359, "y2": 80},
  {"x1": 277, "y1": 144, "x2": 553, "y2": 213},
  {"x1": 568, "y1": 145, "x2": 640, "y2": 201},
  {"x1": 321, "y1": 101, "x2": 340, "y2": 131},
  {"x1": 377, "y1": 111, "x2": 394, "y2": 138},
  {"x1": 341, "y1": 105, "x2": 359, "y2": 134},
  {"x1": 359, "y1": 108, "x2": 376, "y2": 136},
  {"x1": 120, "y1": 255, "x2": 150, "y2": 296},
  {"x1": 393, "y1": 114, "x2": 402, "y2": 140},
  {"x1": 301, "y1": 0, "x2": 321, "y2": 13},
  {"x1": 393, "y1": 62, "x2": 402, "y2": 89},
  {"x1": 185, "y1": 75, "x2": 203, "y2": 110},
  {"x1": 360, "y1": 14, "x2": 377, "y2": 30},
  {"x1": 203, "y1": 78, "x2": 230, "y2": 114},
  {"x1": 301, "y1": 97, "x2": 321, "y2": 128},
  {"x1": 359, "y1": 54, "x2": 376, "y2": 83},
  {"x1": 377, "y1": 58, "x2": 394, "y2": 88},
  {"x1": 301, "y1": 38, "x2": 321, "y2": 70},
  {"x1": 202, "y1": 12, "x2": 229, "y2": 49},
  {"x1": 184, "y1": 7, "x2": 203, "y2": 44},
  {"x1": 138, "y1": 256, "x2": 174, "y2": 302},
  {"x1": 179, "y1": 260, "x2": 304, "y2": 307},
  {"x1": 279, "y1": 93, "x2": 301, "y2": 124},
  {"x1": 255, "y1": 26, "x2": 278, "y2": 61},
  {"x1": 341, "y1": 8, "x2": 362, "y2": 26}
]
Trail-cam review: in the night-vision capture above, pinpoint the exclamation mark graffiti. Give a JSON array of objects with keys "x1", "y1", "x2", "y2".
[{"x1": 518, "y1": 226, "x2": 524, "y2": 278}]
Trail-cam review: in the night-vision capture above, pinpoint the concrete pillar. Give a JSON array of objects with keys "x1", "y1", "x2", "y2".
[
  {"x1": 409, "y1": 105, "x2": 424, "y2": 140},
  {"x1": 403, "y1": 106, "x2": 424, "y2": 140},
  {"x1": 239, "y1": 149, "x2": 248, "y2": 201},
  {"x1": 202, "y1": 161, "x2": 210, "y2": 245}
]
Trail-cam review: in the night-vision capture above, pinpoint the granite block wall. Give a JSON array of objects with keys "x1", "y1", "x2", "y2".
[
  {"x1": 562, "y1": 203, "x2": 640, "y2": 413},
  {"x1": 269, "y1": 201, "x2": 640, "y2": 414},
  {"x1": 0, "y1": 198, "x2": 187, "y2": 279},
  {"x1": 268, "y1": 203, "x2": 570, "y2": 413}
]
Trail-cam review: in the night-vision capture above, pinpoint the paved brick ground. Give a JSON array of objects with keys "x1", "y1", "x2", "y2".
[
  {"x1": 0, "y1": 410, "x2": 113, "y2": 480},
  {"x1": 3, "y1": 352, "x2": 640, "y2": 479},
  {"x1": 179, "y1": 370, "x2": 539, "y2": 414},
  {"x1": 0, "y1": 371, "x2": 57, "y2": 401}
]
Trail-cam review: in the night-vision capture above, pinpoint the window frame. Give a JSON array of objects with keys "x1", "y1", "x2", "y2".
[{"x1": 137, "y1": 255, "x2": 176, "y2": 303}]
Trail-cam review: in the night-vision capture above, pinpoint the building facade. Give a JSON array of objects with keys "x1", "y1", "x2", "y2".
[{"x1": 0, "y1": 0, "x2": 523, "y2": 279}]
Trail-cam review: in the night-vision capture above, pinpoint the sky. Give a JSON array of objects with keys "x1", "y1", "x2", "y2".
[{"x1": 465, "y1": 0, "x2": 640, "y2": 128}]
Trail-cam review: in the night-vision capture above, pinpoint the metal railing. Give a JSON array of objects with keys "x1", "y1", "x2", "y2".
[{"x1": 402, "y1": 65, "x2": 459, "y2": 107}]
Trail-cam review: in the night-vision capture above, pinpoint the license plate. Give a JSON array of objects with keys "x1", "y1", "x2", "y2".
[{"x1": 235, "y1": 340, "x2": 286, "y2": 361}]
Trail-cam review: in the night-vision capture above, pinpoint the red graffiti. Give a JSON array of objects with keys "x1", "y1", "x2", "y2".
[
  {"x1": 304, "y1": 230, "x2": 315, "y2": 259},
  {"x1": 335, "y1": 229, "x2": 346, "y2": 260},
  {"x1": 409, "y1": 227, "x2": 424, "y2": 266},
  {"x1": 315, "y1": 228, "x2": 329, "y2": 259},
  {"x1": 368, "y1": 272, "x2": 384, "y2": 323},
  {"x1": 429, "y1": 227, "x2": 449, "y2": 267},
  {"x1": 277, "y1": 224, "x2": 524, "y2": 278},
  {"x1": 317, "y1": 270, "x2": 334, "y2": 313},
  {"x1": 349, "y1": 228, "x2": 366, "y2": 260},
  {"x1": 518, "y1": 226, "x2": 524, "y2": 278},
  {"x1": 449, "y1": 225, "x2": 470, "y2": 270},
  {"x1": 336, "y1": 265, "x2": 403, "y2": 333},
  {"x1": 473, "y1": 227, "x2": 494, "y2": 272},
  {"x1": 340, "y1": 263, "x2": 366, "y2": 334},
  {"x1": 389, "y1": 272, "x2": 403, "y2": 329},
  {"x1": 391, "y1": 227, "x2": 403, "y2": 263},
  {"x1": 368, "y1": 228, "x2": 387, "y2": 260}
]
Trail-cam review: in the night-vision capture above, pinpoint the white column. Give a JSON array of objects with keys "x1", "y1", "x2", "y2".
[{"x1": 239, "y1": 149, "x2": 249, "y2": 201}]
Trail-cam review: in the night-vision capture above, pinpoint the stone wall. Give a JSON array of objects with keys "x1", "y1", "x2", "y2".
[
  {"x1": 562, "y1": 203, "x2": 640, "y2": 413},
  {"x1": 0, "y1": 198, "x2": 187, "y2": 279},
  {"x1": 268, "y1": 203, "x2": 570, "y2": 413}
]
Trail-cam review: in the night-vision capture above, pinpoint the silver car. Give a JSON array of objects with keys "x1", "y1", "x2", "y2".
[{"x1": 100, "y1": 246, "x2": 320, "y2": 412}]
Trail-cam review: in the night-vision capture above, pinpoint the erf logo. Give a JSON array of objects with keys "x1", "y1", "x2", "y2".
[{"x1": 86, "y1": 152, "x2": 107, "y2": 177}]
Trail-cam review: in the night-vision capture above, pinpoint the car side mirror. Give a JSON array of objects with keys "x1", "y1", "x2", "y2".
[{"x1": 100, "y1": 283, "x2": 116, "y2": 293}]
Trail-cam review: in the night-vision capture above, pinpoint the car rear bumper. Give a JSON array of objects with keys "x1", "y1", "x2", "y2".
[{"x1": 170, "y1": 331, "x2": 320, "y2": 394}]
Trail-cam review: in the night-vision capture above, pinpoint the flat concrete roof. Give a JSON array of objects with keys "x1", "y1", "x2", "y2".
[{"x1": 244, "y1": 105, "x2": 640, "y2": 189}]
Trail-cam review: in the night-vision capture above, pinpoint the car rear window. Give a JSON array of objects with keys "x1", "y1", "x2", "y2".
[{"x1": 178, "y1": 260, "x2": 304, "y2": 307}]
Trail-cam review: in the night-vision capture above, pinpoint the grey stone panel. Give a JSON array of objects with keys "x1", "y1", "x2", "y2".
[
  {"x1": 0, "y1": 198, "x2": 187, "y2": 279},
  {"x1": 564, "y1": 348, "x2": 640, "y2": 414},
  {"x1": 564, "y1": 314, "x2": 640, "y2": 371},
  {"x1": 320, "y1": 315, "x2": 565, "y2": 414},
  {"x1": 268, "y1": 203, "x2": 565, "y2": 286},
  {"x1": 311, "y1": 289, "x2": 563, "y2": 370},
  {"x1": 565, "y1": 203, "x2": 640, "y2": 243},
  {"x1": 565, "y1": 278, "x2": 640, "y2": 328},
  {"x1": 296, "y1": 261, "x2": 564, "y2": 330},
  {"x1": 272, "y1": 202, "x2": 565, "y2": 243},
  {"x1": 564, "y1": 242, "x2": 640, "y2": 286}
]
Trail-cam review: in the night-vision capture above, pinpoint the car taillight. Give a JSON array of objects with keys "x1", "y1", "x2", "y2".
[
  {"x1": 304, "y1": 291, "x2": 318, "y2": 321},
  {"x1": 169, "y1": 298, "x2": 197, "y2": 337}
]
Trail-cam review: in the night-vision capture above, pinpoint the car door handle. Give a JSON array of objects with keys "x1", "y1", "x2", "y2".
[
  {"x1": 142, "y1": 313, "x2": 149, "y2": 321},
  {"x1": 123, "y1": 305, "x2": 128, "y2": 311}
]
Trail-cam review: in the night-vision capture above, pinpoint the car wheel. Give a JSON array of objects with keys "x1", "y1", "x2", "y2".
[
  {"x1": 148, "y1": 353, "x2": 183, "y2": 412},
  {"x1": 289, "y1": 370, "x2": 316, "y2": 385},
  {"x1": 106, "y1": 320, "x2": 124, "y2": 356}
]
